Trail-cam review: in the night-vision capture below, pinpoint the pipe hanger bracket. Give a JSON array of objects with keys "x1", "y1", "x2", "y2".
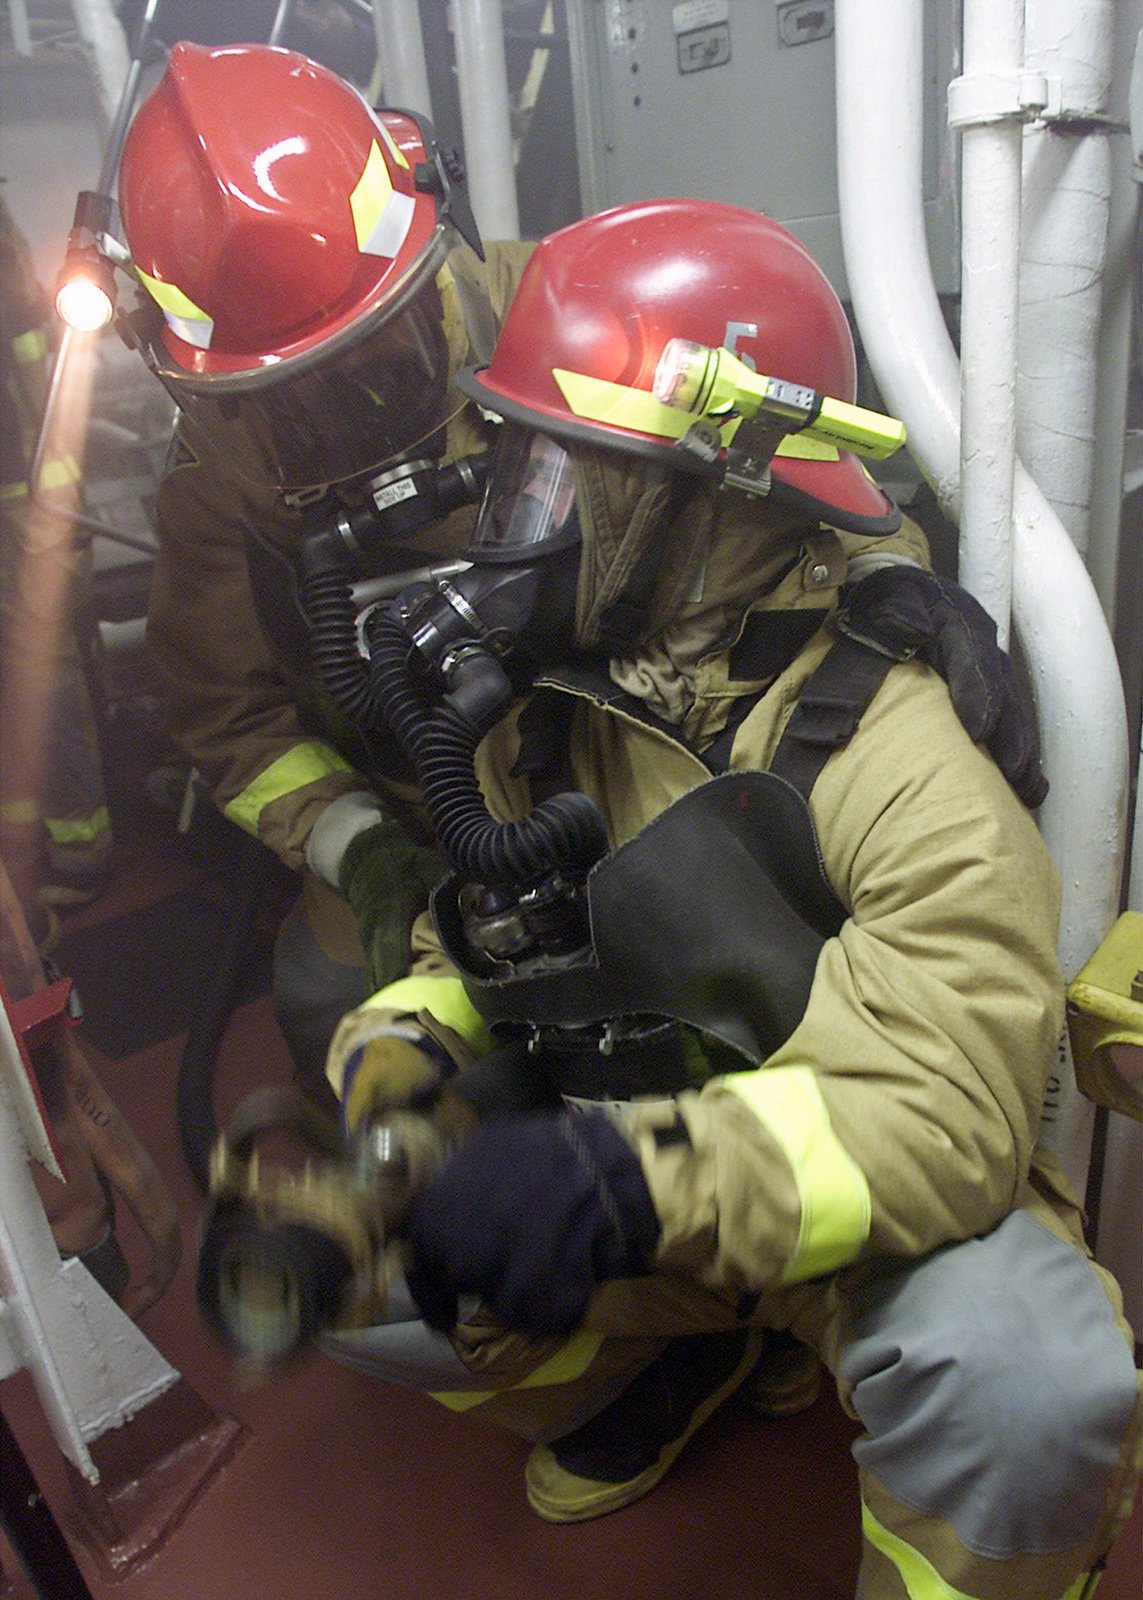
[{"x1": 948, "y1": 69, "x2": 1061, "y2": 129}]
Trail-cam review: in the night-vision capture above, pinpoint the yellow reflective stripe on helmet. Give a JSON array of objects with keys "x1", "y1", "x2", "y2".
[
  {"x1": 554, "y1": 368, "x2": 709, "y2": 441},
  {"x1": 44, "y1": 806, "x2": 111, "y2": 845},
  {"x1": 374, "y1": 116, "x2": 410, "y2": 171},
  {"x1": 773, "y1": 433, "x2": 839, "y2": 461},
  {"x1": 350, "y1": 140, "x2": 414, "y2": 259},
  {"x1": 360, "y1": 975, "x2": 494, "y2": 1055},
  {"x1": 14, "y1": 327, "x2": 47, "y2": 364},
  {"x1": 223, "y1": 741, "x2": 354, "y2": 835},
  {"x1": 428, "y1": 1330, "x2": 605, "y2": 1411},
  {"x1": 136, "y1": 266, "x2": 215, "y2": 351},
  {"x1": 723, "y1": 1065, "x2": 871, "y2": 1282},
  {"x1": 552, "y1": 368, "x2": 839, "y2": 460}
]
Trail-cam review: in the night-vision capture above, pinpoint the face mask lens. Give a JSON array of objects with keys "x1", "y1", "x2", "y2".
[
  {"x1": 468, "y1": 429, "x2": 579, "y2": 561},
  {"x1": 151, "y1": 277, "x2": 454, "y2": 492}
]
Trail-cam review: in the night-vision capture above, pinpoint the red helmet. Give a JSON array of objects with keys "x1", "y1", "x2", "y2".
[
  {"x1": 459, "y1": 199, "x2": 899, "y2": 533},
  {"x1": 118, "y1": 41, "x2": 482, "y2": 489}
]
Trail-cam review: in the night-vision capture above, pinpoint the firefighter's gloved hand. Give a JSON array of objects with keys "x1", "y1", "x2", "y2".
[
  {"x1": 306, "y1": 793, "x2": 447, "y2": 989},
  {"x1": 840, "y1": 564, "x2": 1049, "y2": 808},
  {"x1": 327, "y1": 1009, "x2": 453, "y2": 1136},
  {"x1": 404, "y1": 1110, "x2": 661, "y2": 1335}
]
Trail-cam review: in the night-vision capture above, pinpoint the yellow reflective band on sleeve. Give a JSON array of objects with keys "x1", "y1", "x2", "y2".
[
  {"x1": 14, "y1": 328, "x2": 47, "y2": 364},
  {"x1": 36, "y1": 454, "x2": 80, "y2": 490},
  {"x1": 44, "y1": 805, "x2": 111, "y2": 845},
  {"x1": 428, "y1": 1330, "x2": 605, "y2": 1411},
  {"x1": 350, "y1": 140, "x2": 415, "y2": 259},
  {"x1": 223, "y1": 742, "x2": 354, "y2": 835},
  {"x1": 553, "y1": 369, "x2": 839, "y2": 460},
  {"x1": 0, "y1": 798, "x2": 41, "y2": 825},
  {"x1": 723, "y1": 1065, "x2": 871, "y2": 1282},
  {"x1": 0, "y1": 481, "x2": 28, "y2": 501},
  {"x1": 136, "y1": 267, "x2": 214, "y2": 351},
  {"x1": 361, "y1": 975, "x2": 494, "y2": 1055}
]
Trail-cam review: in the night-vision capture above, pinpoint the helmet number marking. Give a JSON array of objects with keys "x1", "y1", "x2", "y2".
[{"x1": 723, "y1": 321, "x2": 758, "y2": 372}]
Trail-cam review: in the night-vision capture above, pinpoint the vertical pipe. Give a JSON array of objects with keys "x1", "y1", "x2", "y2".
[
  {"x1": 1018, "y1": 0, "x2": 1115, "y2": 562},
  {"x1": 835, "y1": 0, "x2": 1129, "y2": 1198},
  {"x1": 450, "y1": 0, "x2": 521, "y2": 240},
  {"x1": 66, "y1": 0, "x2": 130, "y2": 133},
  {"x1": 957, "y1": 0, "x2": 1023, "y2": 648},
  {"x1": 371, "y1": 0, "x2": 434, "y2": 118}
]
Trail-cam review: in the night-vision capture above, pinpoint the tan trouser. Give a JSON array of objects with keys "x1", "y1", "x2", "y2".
[{"x1": 326, "y1": 1176, "x2": 1141, "y2": 1600}]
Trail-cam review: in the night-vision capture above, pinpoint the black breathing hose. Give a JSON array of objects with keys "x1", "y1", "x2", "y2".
[{"x1": 365, "y1": 609, "x2": 608, "y2": 888}]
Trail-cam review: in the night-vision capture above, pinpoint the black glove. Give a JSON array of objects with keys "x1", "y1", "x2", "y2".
[
  {"x1": 403, "y1": 1109, "x2": 660, "y2": 1335},
  {"x1": 839, "y1": 565, "x2": 1048, "y2": 808},
  {"x1": 339, "y1": 817, "x2": 447, "y2": 990}
]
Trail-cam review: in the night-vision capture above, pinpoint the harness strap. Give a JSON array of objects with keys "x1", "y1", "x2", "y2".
[{"x1": 770, "y1": 632, "x2": 895, "y2": 801}]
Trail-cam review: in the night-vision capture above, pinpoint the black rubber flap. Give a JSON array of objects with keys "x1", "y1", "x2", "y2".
[{"x1": 433, "y1": 770, "x2": 845, "y2": 1066}]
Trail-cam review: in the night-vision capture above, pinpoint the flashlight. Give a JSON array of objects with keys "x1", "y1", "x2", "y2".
[
  {"x1": 54, "y1": 191, "x2": 120, "y2": 333},
  {"x1": 653, "y1": 339, "x2": 906, "y2": 461}
]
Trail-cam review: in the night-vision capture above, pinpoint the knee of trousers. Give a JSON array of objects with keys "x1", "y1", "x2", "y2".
[
  {"x1": 839, "y1": 1210, "x2": 1139, "y2": 1560},
  {"x1": 272, "y1": 884, "x2": 369, "y2": 1092}
]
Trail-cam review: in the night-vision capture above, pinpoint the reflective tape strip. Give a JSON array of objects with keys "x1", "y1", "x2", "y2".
[
  {"x1": 861, "y1": 1503, "x2": 978, "y2": 1600},
  {"x1": 222, "y1": 741, "x2": 354, "y2": 835},
  {"x1": 44, "y1": 806, "x2": 111, "y2": 845},
  {"x1": 350, "y1": 140, "x2": 414, "y2": 259},
  {"x1": 360, "y1": 975, "x2": 494, "y2": 1055},
  {"x1": 723, "y1": 1065, "x2": 871, "y2": 1282},
  {"x1": 552, "y1": 369, "x2": 838, "y2": 459},
  {"x1": 428, "y1": 1330, "x2": 605, "y2": 1411},
  {"x1": 37, "y1": 454, "x2": 81, "y2": 490},
  {"x1": 13, "y1": 328, "x2": 47, "y2": 364},
  {"x1": 0, "y1": 481, "x2": 28, "y2": 501},
  {"x1": 373, "y1": 115, "x2": 410, "y2": 171},
  {"x1": 554, "y1": 368, "x2": 710, "y2": 441},
  {"x1": 860, "y1": 1504, "x2": 1095, "y2": 1600},
  {"x1": 136, "y1": 266, "x2": 214, "y2": 351},
  {"x1": 774, "y1": 433, "x2": 839, "y2": 461},
  {"x1": 0, "y1": 798, "x2": 41, "y2": 824}
]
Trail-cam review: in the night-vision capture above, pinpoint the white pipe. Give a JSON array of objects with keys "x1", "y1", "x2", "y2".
[
  {"x1": 450, "y1": 0, "x2": 520, "y2": 240},
  {"x1": 67, "y1": 0, "x2": 131, "y2": 132},
  {"x1": 371, "y1": 0, "x2": 434, "y2": 119},
  {"x1": 835, "y1": 0, "x2": 1129, "y2": 1198},
  {"x1": 955, "y1": 0, "x2": 1024, "y2": 647},
  {"x1": 1018, "y1": 0, "x2": 1115, "y2": 561}
]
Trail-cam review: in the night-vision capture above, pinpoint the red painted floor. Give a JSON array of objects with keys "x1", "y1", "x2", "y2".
[{"x1": 2, "y1": 799, "x2": 1140, "y2": 1600}]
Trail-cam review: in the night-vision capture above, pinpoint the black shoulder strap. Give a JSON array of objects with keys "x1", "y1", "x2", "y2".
[{"x1": 770, "y1": 634, "x2": 895, "y2": 801}]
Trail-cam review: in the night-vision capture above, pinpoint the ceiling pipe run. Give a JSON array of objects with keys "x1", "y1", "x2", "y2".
[{"x1": 834, "y1": 0, "x2": 1129, "y2": 1197}]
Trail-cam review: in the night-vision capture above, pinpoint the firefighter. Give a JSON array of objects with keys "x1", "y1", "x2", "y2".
[
  {"x1": 115, "y1": 42, "x2": 535, "y2": 1100},
  {"x1": 0, "y1": 190, "x2": 112, "y2": 945},
  {"x1": 120, "y1": 42, "x2": 1045, "y2": 1119},
  {"x1": 316, "y1": 201, "x2": 1139, "y2": 1598}
]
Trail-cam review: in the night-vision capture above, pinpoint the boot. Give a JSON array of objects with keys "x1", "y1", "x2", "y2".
[
  {"x1": 525, "y1": 1327, "x2": 764, "y2": 1523},
  {"x1": 737, "y1": 1329, "x2": 822, "y2": 1417}
]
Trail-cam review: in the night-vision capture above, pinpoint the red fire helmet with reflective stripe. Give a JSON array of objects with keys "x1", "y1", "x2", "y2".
[
  {"x1": 117, "y1": 42, "x2": 479, "y2": 489},
  {"x1": 459, "y1": 199, "x2": 899, "y2": 533},
  {"x1": 119, "y1": 41, "x2": 441, "y2": 373}
]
